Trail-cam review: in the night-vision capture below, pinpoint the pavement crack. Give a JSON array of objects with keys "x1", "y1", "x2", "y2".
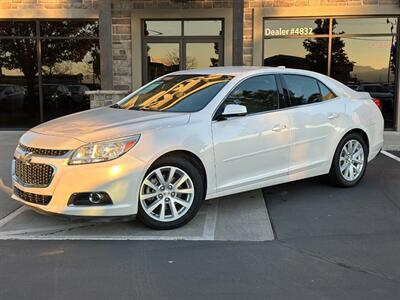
[{"x1": 278, "y1": 240, "x2": 400, "y2": 284}]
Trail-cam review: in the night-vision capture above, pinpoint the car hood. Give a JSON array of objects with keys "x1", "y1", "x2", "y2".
[{"x1": 31, "y1": 107, "x2": 191, "y2": 143}]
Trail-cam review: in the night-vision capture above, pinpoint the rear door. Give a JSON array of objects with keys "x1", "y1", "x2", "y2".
[{"x1": 281, "y1": 74, "x2": 346, "y2": 176}]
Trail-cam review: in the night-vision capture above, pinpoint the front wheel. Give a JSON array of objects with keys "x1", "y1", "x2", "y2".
[
  {"x1": 137, "y1": 156, "x2": 205, "y2": 229},
  {"x1": 328, "y1": 133, "x2": 368, "y2": 187}
]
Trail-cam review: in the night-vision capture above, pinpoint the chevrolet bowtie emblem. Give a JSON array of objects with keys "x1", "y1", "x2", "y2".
[{"x1": 20, "y1": 151, "x2": 33, "y2": 166}]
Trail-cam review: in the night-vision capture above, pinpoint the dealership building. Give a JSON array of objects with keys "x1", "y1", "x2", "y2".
[{"x1": 1, "y1": 0, "x2": 400, "y2": 139}]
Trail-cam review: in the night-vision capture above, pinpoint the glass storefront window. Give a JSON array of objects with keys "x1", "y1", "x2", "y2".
[
  {"x1": 263, "y1": 17, "x2": 398, "y2": 129},
  {"x1": 0, "y1": 39, "x2": 40, "y2": 128},
  {"x1": 0, "y1": 20, "x2": 99, "y2": 128},
  {"x1": 333, "y1": 18, "x2": 397, "y2": 35},
  {"x1": 184, "y1": 20, "x2": 223, "y2": 36},
  {"x1": 263, "y1": 38, "x2": 328, "y2": 74},
  {"x1": 186, "y1": 43, "x2": 220, "y2": 69},
  {"x1": 331, "y1": 36, "x2": 396, "y2": 128},
  {"x1": 40, "y1": 20, "x2": 99, "y2": 38},
  {"x1": 144, "y1": 21, "x2": 181, "y2": 37},
  {"x1": 0, "y1": 21, "x2": 36, "y2": 37},
  {"x1": 143, "y1": 19, "x2": 224, "y2": 83},
  {"x1": 264, "y1": 19, "x2": 329, "y2": 37},
  {"x1": 146, "y1": 43, "x2": 180, "y2": 82},
  {"x1": 41, "y1": 39, "x2": 100, "y2": 121}
]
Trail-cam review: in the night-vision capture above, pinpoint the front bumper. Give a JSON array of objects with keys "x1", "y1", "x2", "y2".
[{"x1": 12, "y1": 145, "x2": 147, "y2": 217}]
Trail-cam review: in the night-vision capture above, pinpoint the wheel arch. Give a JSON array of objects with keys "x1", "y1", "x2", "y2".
[
  {"x1": 341, "y1": 128, "x2": 370, "y2": 152},
  {"x1": 148, "y1": 150, "x2": 208, "y2": 194}
]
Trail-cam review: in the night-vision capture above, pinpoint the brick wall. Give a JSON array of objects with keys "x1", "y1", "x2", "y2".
[{"x1": 0, "y1": 0, "x2": 98, "y2": 10}]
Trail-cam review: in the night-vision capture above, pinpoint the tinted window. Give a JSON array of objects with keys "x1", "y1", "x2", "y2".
[
  {"x1": 225, "y1": 75, "x2": 279, "y2": 114},
  {"x1": 283, "y1": 75, "x2": 321, "y2": 106},
  {"x1": 116, "y1": 74, "x2": 232, "y2": 113},
  {"x1": 318, "y1": 81, "x2": 336, "y2": 100}
]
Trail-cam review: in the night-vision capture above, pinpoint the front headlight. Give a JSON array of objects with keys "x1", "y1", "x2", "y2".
[{"x1": 68, "y1": 135, "x2": 140, "y2": 165}]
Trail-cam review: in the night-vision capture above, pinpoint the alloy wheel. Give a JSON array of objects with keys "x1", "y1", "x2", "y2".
[
  {"x1": 339, "y1": 139, "x2": 365, "y2": 182},
  {"x1": 139, "y1": 166, "x2": 195, "y2": 222}
]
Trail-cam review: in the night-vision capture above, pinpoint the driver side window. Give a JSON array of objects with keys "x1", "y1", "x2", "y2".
[{"x1": 224, "y1": 75, "x2": 279, "y2": 115}]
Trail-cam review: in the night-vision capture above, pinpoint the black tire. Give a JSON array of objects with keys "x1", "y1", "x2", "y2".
[
  {"x1": 137, "y1": 155, "x2": 205, "y2": 230},
  {"x1": 328, "y1": 132, "x2": 368, "y2": 187}
]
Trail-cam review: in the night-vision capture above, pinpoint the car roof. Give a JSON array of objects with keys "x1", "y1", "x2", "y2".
[
  {"x1": 170, "y1": 66, "x2": 334, "y2": 79},
  {"x1": 171, "y1": 66, "x2": 282, "y2": 76}
]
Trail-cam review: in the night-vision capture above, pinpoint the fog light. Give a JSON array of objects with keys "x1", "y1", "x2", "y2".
[{"x1": 68, "y1": 192, "x2": 113, "y2": 206}]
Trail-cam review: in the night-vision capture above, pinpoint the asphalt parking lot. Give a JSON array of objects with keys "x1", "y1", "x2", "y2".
[{"x1": 1, "y1": 132, "x2": 400, "y2": 299}]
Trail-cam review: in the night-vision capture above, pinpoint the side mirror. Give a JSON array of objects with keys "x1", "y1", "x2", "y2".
[{"x1": 221, "y1": 104, "x2": 247, "y2": 118}]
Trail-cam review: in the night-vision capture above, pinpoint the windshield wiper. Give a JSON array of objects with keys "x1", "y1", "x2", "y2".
[{"x1": 110, "y1": 103, "x2": 121, "y2": 109}]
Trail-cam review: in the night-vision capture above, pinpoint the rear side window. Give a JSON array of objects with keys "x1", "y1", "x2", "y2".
[
  {"x1": 225, "y1": 75, "x2": 279, "y2": 114},
  {"x1": 283, "y1": 75, "x2": 321, "y2": 106},
  {"x1": 318, "y1": 81, "x2": 336, "y2": 100}
]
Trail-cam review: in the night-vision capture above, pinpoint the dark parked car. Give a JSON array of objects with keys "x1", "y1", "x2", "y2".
[{"x1": 67, "y1": 84, "x2": 90, "y2": 107}]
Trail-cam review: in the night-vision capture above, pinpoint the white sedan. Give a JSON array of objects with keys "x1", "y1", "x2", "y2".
[{"x1": 11, "y1": 67, "x2": 384, "y2": 229}]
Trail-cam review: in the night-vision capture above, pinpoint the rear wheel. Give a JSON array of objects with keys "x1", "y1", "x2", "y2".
[
  {"x1": 137, "y1": 156, "x2": 204, "y2": 229},
  {"x1": 328, "y1": 133, "x2": 368, "y2": 187}
]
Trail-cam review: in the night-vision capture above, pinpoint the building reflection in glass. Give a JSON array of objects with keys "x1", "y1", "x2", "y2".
[
  {"x1": 0, "y1": 20, "x2": 100, "y2": 128},
  {"x1": 263, "y1": 17, "x2": 398, "y2": 129}
]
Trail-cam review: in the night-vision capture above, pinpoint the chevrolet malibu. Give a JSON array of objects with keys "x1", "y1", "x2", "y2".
[{"x1": 12, "y1": 67, "x2": 384, "y2": 229}]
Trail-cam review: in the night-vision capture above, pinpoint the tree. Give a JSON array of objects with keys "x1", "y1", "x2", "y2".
[{"x1": 303, "y1": 19, "x2": 354, "y2": 82}]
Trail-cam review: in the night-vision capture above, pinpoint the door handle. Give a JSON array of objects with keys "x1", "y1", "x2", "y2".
[
  {"x1": 328, "y1": 113, "x2": 339, "y2": 120},
  {"x1": 272, "y1": 124, "x2": 287, "y2": 132}
]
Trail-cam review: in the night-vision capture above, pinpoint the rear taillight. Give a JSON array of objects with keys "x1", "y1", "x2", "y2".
[{"x1": 372, "y1": 98, "x2": 382, "y2": 110}]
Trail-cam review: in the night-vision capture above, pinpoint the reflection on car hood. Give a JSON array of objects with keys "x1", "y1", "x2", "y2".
[{"x1": 31, "y1": 107, "x2": 190, "y2": 143}]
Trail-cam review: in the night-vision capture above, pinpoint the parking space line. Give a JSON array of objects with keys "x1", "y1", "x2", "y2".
[
  {"x1": 202, "y1": 199, "x2": 219, "y2": 240},
  {"x1": 0, "y1": 206, "x2": 28, "y2": 229},
  {"x1": 382, "y1": 151, "x2": 400, "y2": 162},
  {"x1": 0, "y1": 223, "x2": 90, "y2": 236},
  {"x1": 0, "y1": 234, "x2": 209, "y2": 241}
]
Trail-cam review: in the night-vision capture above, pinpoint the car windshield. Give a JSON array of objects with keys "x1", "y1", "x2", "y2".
[{"x1": 114, "y1": 74, "x2": 233, "y2": 113}]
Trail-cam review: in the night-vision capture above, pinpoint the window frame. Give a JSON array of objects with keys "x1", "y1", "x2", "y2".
[
  {"x1": 279, "y1": 73, "x2": 339, "y2": 108},
  {"x1": 213, "y1": 73, "x2": 285, "y2": 121},
  {"x1": 142, "y1": 18, "x2": 225, "y2": 85}
]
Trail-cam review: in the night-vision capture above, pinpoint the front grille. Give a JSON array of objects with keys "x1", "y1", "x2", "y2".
[
  {"x1": 19, "y1": 144, "x2": 69, "y2": 157},
  {"x1": 14, "y1": 159, "x2": 54, "y2": 187},
  {"x1": 14, "y1": 186, "x2": 51, "y2": 205}
]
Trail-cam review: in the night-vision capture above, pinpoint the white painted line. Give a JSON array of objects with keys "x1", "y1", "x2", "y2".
[
  {"x1": 0, "y1": 178, "x2": 12, "y2": 196},
  {"x1": 0, "y1": 234, "x2": 209, "y2": 241},
  {"x1": 0, "y1": 206, "x2": 28, "y2": 228},
  {"x1": 382, "y1": 150, "x2": 400, "y2": 162},
  {"x1": 202, "y1": 198, "x2": 219, "y2": 240},
  {"x1": 0, "y1": 223, "x2": 89, "y2": 236}
]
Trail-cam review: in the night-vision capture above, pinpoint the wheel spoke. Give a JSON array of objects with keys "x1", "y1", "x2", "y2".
[
  {"x1": 159, "y1": 201, "x2": 165, "y2": 221},
  {"x1": 172, "y1": 197, "x2": 191, "y2": 208},
  {"x1": 167, "y1": 167, "x2": 176, "y2": 185},
  {"x1": 143, "y1": 179, "x2": 158, "y2": 191},
  {"x1": 176, "y1": 188, "x2": 194, "y2": 194},
  {"x1": 174, "y1": 174, "x2": 189, "y2": 188},
  {"x1": 169, "y1": 201, "x2": 179, "y2": 218},
  {"x1": 155, "y1": 169, "x2": 166, "y2": 186},
  {"x1": 147, "y1": 198, "x2": 163, "y2": 212},
  {"x1": 140, "y1": 192, "x2": 157, "y2": 201},
  {"x1": 340, "y1": 162, "x2": 348, "y2": 172}
]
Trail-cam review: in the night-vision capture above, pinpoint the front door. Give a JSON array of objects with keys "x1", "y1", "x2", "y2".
[{"x1": 212, "y1": 74, "x2": 291, "y2": 192}]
